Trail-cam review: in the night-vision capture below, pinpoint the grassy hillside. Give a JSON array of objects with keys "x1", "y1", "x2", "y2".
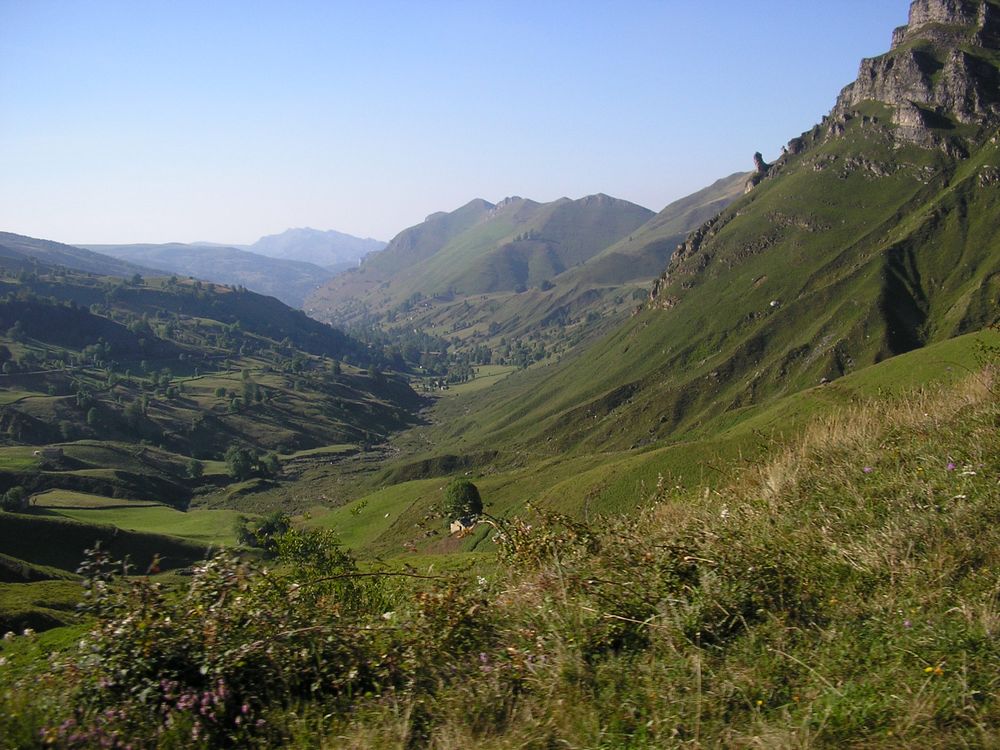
[
  {"x1": 305, "y1": 178, "x2": 746, "y2": 390},
  {"x1": 0, "y1": 512, "x2": 208, "y2": 573},
  {"x1": 0, "y1": 253, "x2": 425, "y2": 602},
  {"x1": 391, "y1": 110, "x2": 1000, "y2": 462},
  {"x1": 565, "y1": 170, "x2": 748, "y2": 285},
  {"x1": 2, "y1": 365, "x2": 997, "y2": 747},
  {"x1": 315, "y1": 328, "x2": 997, "y2": 559}
]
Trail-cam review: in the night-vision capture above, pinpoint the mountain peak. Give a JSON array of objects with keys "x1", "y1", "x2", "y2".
[
  {"x1": 894, "y1": 0, "x2": 994, "y2": 46},
  {"x1": 833, "y1": 0, "x2": 1000, "y2": 149}
]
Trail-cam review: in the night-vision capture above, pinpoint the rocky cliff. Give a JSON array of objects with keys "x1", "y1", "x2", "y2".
[
  {"x1": 835, "y1": 0, "x2": 1000, "y2": 146},
  {"x1": 648, "y1": 0, "x2": 1000, "y2": 311}
]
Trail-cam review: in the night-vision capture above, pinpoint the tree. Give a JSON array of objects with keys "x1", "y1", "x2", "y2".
[
  {"x1": 124, "y1": 400, "x2": 144, "y2": 431},
  {"x1": 260, "y1": 453, "x2": 280, "y2": 477},
  {"x1": 1, "y1": 486, "x2": 28, "y2": 512},
  {"x1": 444, "y1": 479, "x2": 483, "y2": 520},
  {"x1": 233, "y1": 511, "x2": 290, "y2": 553},
  {"x1": 224, "y1": 445, "x2": 255, "y2": 481},
  {"x1": 186, "y1": 458, "x2": 204, "y2": 480},
  {"x1": 6, "y1": 321, "x2": 25, "y2": 342}
]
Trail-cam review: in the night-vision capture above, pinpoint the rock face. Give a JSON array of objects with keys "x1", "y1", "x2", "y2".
[
  {"x1": 648, "y1": 0, "x2": 1000, "y2": 314},
  {"x1": 835, "y1": 0, "x2": 1000, "y2": 146},
  {"x1": 744, "y1": 152, "x2": 773, "y2": 193}
]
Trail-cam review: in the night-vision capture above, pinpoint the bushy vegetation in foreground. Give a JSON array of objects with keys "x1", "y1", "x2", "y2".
[{"x1": 1, "y1": 371, "x2": 998, "y2": 748}]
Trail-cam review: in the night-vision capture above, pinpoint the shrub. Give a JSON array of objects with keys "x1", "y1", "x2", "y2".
[{"x1": 48, "y1": 533, "x2": 499, "y2": 747}]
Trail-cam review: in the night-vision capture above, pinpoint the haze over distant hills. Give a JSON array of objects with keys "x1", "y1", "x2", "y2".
[
  {"x1": 307, "y1": 193, "x2": 658, "y2": 319},
  {"x1": 0, "y1": 232, "x2": 164, "y2": 279},
  {"x1": 82, "y1": 227, "x2": 386, "y2": 309},
  {"x1": 86, "y1": 243, "x2": 336, "y2": 309},
  {"x1": 305, "y1": 177, "x2": 747, "y2": 365},
  {"x1": 247, "y1": 228, "x2": 386, "y2": 271}
]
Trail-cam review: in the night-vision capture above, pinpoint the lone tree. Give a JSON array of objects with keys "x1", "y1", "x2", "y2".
[
  {"x1": 444, "y1": 478, "x2": 482, "y2": 520},
  {"x1": 224, "y1": 445, "x2": 256, "y2": 481}
]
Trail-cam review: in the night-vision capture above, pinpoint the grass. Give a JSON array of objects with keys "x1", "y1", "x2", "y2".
[
  {"x1": 336, "y1": 369, "x2": 1000, "y2": 746},
  {"x1": 0, "y1": 447, "x2": 41, "y2": 472},
  {"x1": 43, "y1": 505, "x2": 241, "y2": 547},
  {"x1": 323, "y1": 329, "x2": 999, "y2": 559},
  {"x1": 31, "y1": 489, "x2": 162, "y2": 509},
  {"x1": 0, "y1": 511, "x2": 209, "y2": 574},
  {"x1": 0, "y1": 390, "x2": 37, "y2": 406},
  {"x1": 280, "y1": 444, "x2": 356, "y2": 460},
  {"x1": 3, "y1": 368, "x2": 997, "y2": 747},
  {"x1": 437, "y1": 365, "x2": 517, "y2": 397},
  {"x1": 305, "y1": 477, "x2": 445, "y2": 553},
  {"x1": 0, "y1": 581, "x2": 82, "y2": 633}
]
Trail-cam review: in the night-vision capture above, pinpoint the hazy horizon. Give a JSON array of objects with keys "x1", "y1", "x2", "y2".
[{"x1": 1, "y1": 0, "x2": 911, "y2": 246}]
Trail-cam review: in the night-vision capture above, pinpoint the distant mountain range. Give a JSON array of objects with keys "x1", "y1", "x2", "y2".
[
  {"x1": 85, "y1": 243, "x2": 336, "y2": 309},
  {"x1": 79, "y1": 227, "x2": 386, "y2": 309},
  {"x1": 246, "y1": 228, "x2": 386, "y2": 271},
  {"x1": 305, "y1": 178, "x2": 747, "y2": 363}
]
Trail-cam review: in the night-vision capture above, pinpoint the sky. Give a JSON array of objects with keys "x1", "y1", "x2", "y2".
[{"x1": 0, "y1": 0, "x2": 912, "y2": 246}]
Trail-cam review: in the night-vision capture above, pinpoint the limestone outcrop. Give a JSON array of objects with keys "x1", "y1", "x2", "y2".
[{"x1": 835, "y1": 0, "x2": 1000, "y2": 146}]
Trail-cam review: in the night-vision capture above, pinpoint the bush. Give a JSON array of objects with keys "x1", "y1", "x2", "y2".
[
  {"x1": 444, "y1": 478, "x2": 482, "y2": 520},
  {"x1": 47, "y1": 534, "x2": 498, "y2": 747}
]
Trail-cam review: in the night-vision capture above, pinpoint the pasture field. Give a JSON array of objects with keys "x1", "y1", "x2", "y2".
[{"x1": 43, "y1": 505, "x2": 241, "y2": 547}]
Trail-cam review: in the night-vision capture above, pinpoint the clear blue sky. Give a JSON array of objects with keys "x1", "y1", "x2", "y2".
[{"x1": 0, "y1": 0, "x2": 911, "y2": 245}]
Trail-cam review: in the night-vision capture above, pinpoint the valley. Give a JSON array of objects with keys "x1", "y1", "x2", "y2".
[{"x1": 2, "y1": 0, "x2": 1000, "y2": 746}]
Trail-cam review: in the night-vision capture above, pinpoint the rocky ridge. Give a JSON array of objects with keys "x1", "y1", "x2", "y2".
[
  {"x1": 835, "y1": 0, "x2": 1000, "y2": 146},
  {"x1": 649, "y1": 0, "x2": 1000, "y2": 310}
]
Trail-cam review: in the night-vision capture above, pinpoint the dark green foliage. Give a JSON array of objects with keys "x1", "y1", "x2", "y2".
[
  {"x1": 260, "y1": 452, "x2": 280, "y2": 477},
  {"x1": 224, "y1": 445, "x2": 255, "y2": 480},
  {"x1": 234, "y1": 511, "x2": 290, "y2": 552},
  {"x1": 185, "y1": 458, "x2": 203, "y2": 480},
  {"x1": 444, "y1": 478, "x2": 482, "y2": 519},
  {"x1": 0, "y1": 486, "x2": 27, "y2": 511}
]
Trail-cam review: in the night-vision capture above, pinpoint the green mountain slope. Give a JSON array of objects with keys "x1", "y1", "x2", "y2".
[
  {"x1": 564, "y1": 171, "x2": 748, "y2": 285},
  {"x1": 305, "y1": 180, "x2": 745, "y2": 382},
  {"x1": 396, "y1": 0, "x2": 1000, "y2": 459},
  {"x1": 306, "y1": 194, "x2": 653, "y2": 321}
]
